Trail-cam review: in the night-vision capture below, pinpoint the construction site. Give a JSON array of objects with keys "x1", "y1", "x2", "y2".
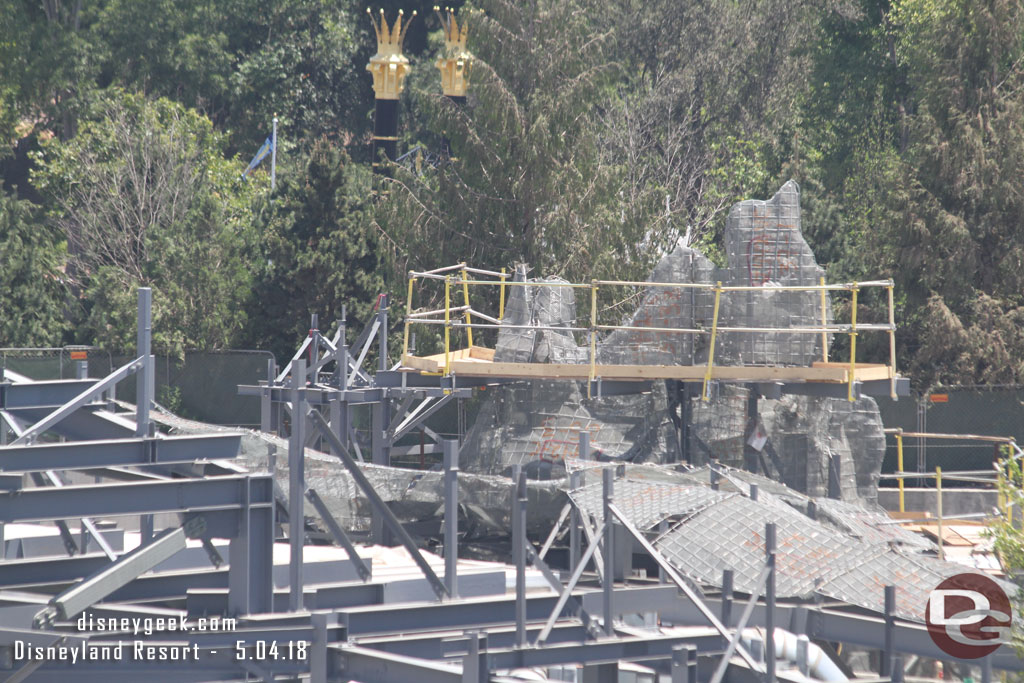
[
  {"x1": 0, "y1": 174, "x2": 1020, "y2": 682},
  {"x1": 0, "y1": 7, "x2": 1021, "y2": 683}
]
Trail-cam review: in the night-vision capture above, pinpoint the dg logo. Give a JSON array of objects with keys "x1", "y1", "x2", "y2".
[{"x1": 926, "y1": 573, "x2": 1013, "y2": 659}]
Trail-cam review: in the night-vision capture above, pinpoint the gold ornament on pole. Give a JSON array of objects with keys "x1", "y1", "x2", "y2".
[
  {"x1": 366, "y1": 8, "x2": 416, "y2": 100},
  {"x1": 434, "y1": 7, "x2": 472, "y2": 98}
]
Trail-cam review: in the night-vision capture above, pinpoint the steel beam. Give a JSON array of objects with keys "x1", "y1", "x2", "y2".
[
  {"x1": 335, "y1": 644, "x2": 463, "y2": 683},
  {"x1": 0, "y1": 645, "x2": 307, "y2": 682},
  {"x1": 0, "y1": 434, "x2": 241, "y2": 473},
  {"x1": 3, "y1": 408, "x2": 137, "y2": 442},
  {"x1": 490, "y1": 632, "x2": 724, "y2": 671},
  {"x1": 10, "y1": 357, "x2": 143, "y2": 446},
  {"x1": 307, "y1": 409, "x2": 448, "y2": 600},
  {"x1": 0, "y1": 474, "x2": 272, "y2": 524},
  {"x1": 392, "y1": 394, "x2": 455, "y2": 442},
  {"x1": 305, "y1": 488, "x2": 372, "y2": 582},
  {"x1": 0, "y1": 380, "x2": 98, "y2": 410},
  {"x1": 606, "y1": 502, "x2": 762, "y2": 672},
  {"x1": 35, "y1": 519, "x2": 201, "y2": 626},
  {"x1": 534, "y1": 521, "x2": 605, "y2": 645},
  {"x1": 337, "y1": 592, "x2": 568, "y2": 637}
]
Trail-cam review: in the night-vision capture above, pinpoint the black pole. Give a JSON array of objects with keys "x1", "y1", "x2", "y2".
[{"x1": 372, "y1": 99, "x2": 399, "y2": 175}]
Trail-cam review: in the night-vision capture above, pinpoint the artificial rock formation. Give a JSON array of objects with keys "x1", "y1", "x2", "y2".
[{"x1": 460, "y1": 181, "x2": 886, "y2": 503}]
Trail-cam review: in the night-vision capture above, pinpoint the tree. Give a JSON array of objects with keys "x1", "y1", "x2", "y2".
[
  {"x1": 374, "y1": 0, "x2": 625, "y2": 289},
  {"x1": 603, "y1": 0, "x2": 835, "y2": 257},
  {"x1": 846, "y1": 0, "x2": 1024, "y2": 387},
  {"x1": 91, "y1": 0, "x2": 368, "y2": 155},
  {"x1": 32, "y1": 91, "x2": 260, "y2": 356},
  {"x1": 990, "y1": 454, "x2": 1024, "y2": 656},
  {"x1": 0, "y1": 191, "x2": 68, "y2": 346},
  {"x1": 243, "y1": 138, "x2": 384, "y2": 362}
]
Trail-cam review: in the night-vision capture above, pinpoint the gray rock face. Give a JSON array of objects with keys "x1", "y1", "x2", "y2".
[
  {"x1": 717, "y1": 179, "x2": 830, "y2": 367},
  {"x1": 494, "y1": 264, "x2": 586, "y2": 364},
  {"x1": 597, "y1": 245, "x2": 719, "y2": 366},
  {"x1": 757, "y1": 394, "x2": 886, "y2": 504},
  {"x1": 459, "y1": 181, "x2": 886, "y2": 504}
]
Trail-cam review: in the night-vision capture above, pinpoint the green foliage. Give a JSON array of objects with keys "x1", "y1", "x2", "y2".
[
  {"x1": 243, "y1": 138, "x2": 384, "y2": 362},
  {"x1": 91, "y1": 0, "x2": 367, "y2": 154},
  {"x1": 0, "y1": 0, "x2": 1022, "y2": 391},
  {"x1": 376, "y1": 0, "x2": 626, "y2": 295},
  {"x1": 990, "y1": 455, "x2": 1024, "y2": 654},
  {"x1": 32, "y1": 91, "x2": 260, "y2": 356},
  {"x1": 0, "y1": 191, "x2": 68, "y2": 346}
]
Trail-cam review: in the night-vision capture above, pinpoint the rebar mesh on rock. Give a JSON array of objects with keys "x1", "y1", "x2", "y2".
[
  {"x1": 597, "y1": 245, "x2": 718, "y2": 366},
  {"x1": 494, "y1": 265, "x2": 586, "y2": 364},
  {"x1": 718, "y1": 179, "x2": 831, "y2": 367},
  {"x1": 460, "y1": 182, "x2": 883, "y2": 508}
]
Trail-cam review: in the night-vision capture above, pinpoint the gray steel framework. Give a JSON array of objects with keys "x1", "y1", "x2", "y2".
[{"x1": 0, "y1": 289, "x2": 1009, "y2": 682}]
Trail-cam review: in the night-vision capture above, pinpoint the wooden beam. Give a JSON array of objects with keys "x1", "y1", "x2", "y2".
[
  {"x1": 449, "y1": 361, "x2": 851, "y2": 383},
  {"x1": 400, "y1": 348, "x2": 899, "y2": 385},
  {"x1": 812, "y1": 362, "x2": 893, "y2": 382}
]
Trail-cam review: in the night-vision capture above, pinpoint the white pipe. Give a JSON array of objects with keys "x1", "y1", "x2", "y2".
[{"x1": 742, "y1": 628, "x2": 848, "y2": 682}]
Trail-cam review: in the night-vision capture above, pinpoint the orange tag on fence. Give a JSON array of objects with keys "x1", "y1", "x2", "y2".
[{"x1": 69, "y1": 350, "x2": 88, "y2": 361}]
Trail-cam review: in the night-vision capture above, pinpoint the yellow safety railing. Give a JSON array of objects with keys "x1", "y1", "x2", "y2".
[
  {"x1": 848, "y1": 285, "x2": 858, "y2": 402},
  {"x1": 702, "y1": 282, "x2": 723, "y2": 401},
  {"x1": 461, "y1": 268, "x2": 473, "y2": 348},
  {"x1": 403, "y1": 265, "x2": 899, "y2": 401},
  {"x1": 882, "y1": 428, "x2": 1017, "y2": 514},
  {"x1": 820, "y1": 276, "x2": 828, "y2": 363}
]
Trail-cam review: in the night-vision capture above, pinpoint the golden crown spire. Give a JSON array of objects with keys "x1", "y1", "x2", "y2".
[
  {"x1": 366, "y1": 8, "x2": 416, "y2": 100},
  {"x1": 434, "y1": 6, "x2": 473, "y2": 98}
]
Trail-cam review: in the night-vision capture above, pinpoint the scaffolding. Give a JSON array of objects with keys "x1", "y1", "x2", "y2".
[{"x1": 401, "y1": 265, "x2": 901, "y2": 402}]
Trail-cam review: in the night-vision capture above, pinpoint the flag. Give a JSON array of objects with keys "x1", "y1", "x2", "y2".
[{"x1": 241, "y1": 136, "x2": 274, "y2": 180}]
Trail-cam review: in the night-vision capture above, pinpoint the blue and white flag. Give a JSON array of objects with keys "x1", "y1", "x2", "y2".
[{"x1": 241, "y1": 136, "x2": 274, "y2": 180}]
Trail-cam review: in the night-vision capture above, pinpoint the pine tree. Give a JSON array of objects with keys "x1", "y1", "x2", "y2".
[
  {"x1": 0, "y1": 191, "x2": 68, "y2": 346},
  {"x1": 867, "y1": 0, "x2": 1024, "y2": 386},
  {"x1": 243, "y1": 139, "x2": 384, "y2": 362}
]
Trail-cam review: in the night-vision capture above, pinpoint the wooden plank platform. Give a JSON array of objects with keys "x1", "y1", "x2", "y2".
[{"x1": 401, "y1": 348, "x2": 894, "y2": 384}]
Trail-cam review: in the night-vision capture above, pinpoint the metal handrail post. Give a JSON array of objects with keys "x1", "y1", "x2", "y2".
[
  {"x1": 702, "y1": 282, "x2": 723, "y2": 402},
  {"x1": 848, "y1": 285, "x2": 858, "y2": 401},
  {"x1": 461, "y1": 268, "x2": 473, "y2": 348}
]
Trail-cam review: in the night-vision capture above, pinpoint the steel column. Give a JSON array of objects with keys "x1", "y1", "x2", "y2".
[
  {"x1": 443, "y1": 439, "x2": 459, "y2": 598},
  {"x1": 765, "y1": 522, "x2": 776, "y2": 683},
  {"x1": 672, "y1": 644, "x2": 697, "y2": 683},
  {"x1": 135, "y1": 287, "x2": 153, "y2": 438},
  {"x1": 602, "y1": 468, "x2": 614, "y2": 637},
  {"x1": 261, "y1": 358, "x2": 274, "y2": 433},
  {"x1": 513, "y1": 467, "x2": 527, "y2": 647},
  {"x1": 569, "y1": 470, "x2": 582, "y2": 573},
  {"x1": 721, "y1": 569, "x2": 733, "y2": 625},
  {"x1": 289, "y1": 360, "x2": 306, "y2": 611},
  {"x1": 228, "y1": 477, "x2": 275, "y2": 616},
  {"x1": 882, "y1": 584, "x2": 895, "y2": 677}
]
